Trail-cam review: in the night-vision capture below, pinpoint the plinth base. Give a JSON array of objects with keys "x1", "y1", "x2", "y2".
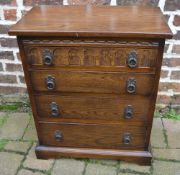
[{"x1": 35, "y1": 145, "x2": 152, "y2": 165}]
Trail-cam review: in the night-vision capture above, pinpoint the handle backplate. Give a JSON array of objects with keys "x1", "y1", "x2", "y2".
[
  {"x1": 50, "y1": 102, "x2": 60, "y2": 117},
  {"x1": 123, "y1": 133, "x2": 132, "y2": 145},
  {"x1": 45, "y1": 75, "x2": 55, "y2": 90},
  {"x1": 43, "y1": 49, "x2": 53, "y2": 65},
  {"x1": 128, "y1": 51, "x2": 137, "y2": 68},
  {"x1": 127, "y1": 78, "x2": 136, "y2": 94},
  {"x1": 124, "y1": 105, "x2": 133, "y2": 119},
  {"x1": 54, "y1": 130, "x2": 63, "y2": 142}
]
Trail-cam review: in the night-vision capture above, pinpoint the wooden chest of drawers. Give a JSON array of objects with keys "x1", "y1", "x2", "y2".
[{"x1": 9, "y1": 6, "x2": 172, "y2": 165}]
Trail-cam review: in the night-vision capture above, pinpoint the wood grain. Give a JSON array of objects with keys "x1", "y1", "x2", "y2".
[
  {"x1": 30, "y1": 70, "x2": 155, "y2": 95},
  {"x1": 35, "y1": 94, "x2": 150, "y2": 123},
  {"x1": 35, "y1": 145, "x2": 152, "y2": 165},
  {"x1": 38, "y1": 122, "x2": 146, "y2": 149},
  {"x1": 24, "y1": 45, "x2": 158, "y2": 68},
  {"x1": 8, "y1": 6, "x2": 172, "y2": 38}
]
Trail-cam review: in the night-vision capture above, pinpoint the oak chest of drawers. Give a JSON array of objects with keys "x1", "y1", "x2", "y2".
[{"x1": 9, "y1": 5, "x2": 172, "y2": 165}]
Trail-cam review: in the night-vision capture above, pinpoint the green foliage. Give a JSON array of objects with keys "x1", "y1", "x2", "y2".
[
  {"x1": 0, "y1": 115, "x2": 8, "y2": 128},
  {"x1": 155, "y1": 106, "x2": 180, "y2": 120},
  {"x1": 0, "y1": 104, "x2": 19, "y2": 111},
  {"x1": 0, "y1": 102, "x2": 30, "y2": 112},
  {"x1": 162, "y1": 109, "x2": 180, "y2": 120},
  {"x1": 0, "y1": 140, "x2": 8, "y2": 151}
]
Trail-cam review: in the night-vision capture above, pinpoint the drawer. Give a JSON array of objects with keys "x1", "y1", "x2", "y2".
[
  {"x1": 25, "y1": 46, "x2": 158, "y2": 69},
  {"x1": 38, "y1": 122, "x2": 146, "y2": 149},
  {"x1": 35, "y1": 94, "x2": 150, "y2": 123},
  {"x1": 30, "y1": 70, "x2": 155, "y2": 95}
]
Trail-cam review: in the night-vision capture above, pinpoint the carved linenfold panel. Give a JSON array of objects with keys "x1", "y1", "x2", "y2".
[
  {"x1": 27, "y1": 48, "x2": 40, "y2": 65},
  {"x1": 24, "y1": 46, "x2": 158, "y2": 68},
  {"x1": 100, "y1": 49, "x2": 111, "y2": 66},
  {"x1": 53, "y1": 48, "x2": 69, "y2": 65},
  {"x1": 84, "y1": 48, "x2": 97, "y2": 66},
  {"x1": 114, "y1": 49, "x2": 126, "y2": 66},
  {"x1": 68, "y1": 48, "x2": 82, "y2": 65},
  {"x1": 139, "y1": 49, "x2": 156, "y2": 67}
]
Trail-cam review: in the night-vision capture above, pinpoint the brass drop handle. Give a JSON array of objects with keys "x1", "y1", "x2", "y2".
[
  {"x1": 128, "y1": 51, "x2": 137, "y2": 68},
  {"x1": 45, "y1": 75, "x2": 55, "y2": 90},
  {"x1": 50, "y1": 102, "x2": 60, "y2": 117},
  {"x1": 43, "y1": 49, "x2": 53, "y2": 65},
  {"x1": 124, "y1": 105, "x2": 133, "y2": 119},
  {"x1": 54, "y1": 130, "x2": 63, "y2": 142},
  {"x1": 123, "y1": 133, "x2": 131, "y2": 145},
  {"x1": 127, "y1": 78, "x2": 136, "y2": 94}
]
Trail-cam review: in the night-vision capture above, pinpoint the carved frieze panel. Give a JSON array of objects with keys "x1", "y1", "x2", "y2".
[{"x1": 25, "y1": 46, "x2": 158, "y2": 68}]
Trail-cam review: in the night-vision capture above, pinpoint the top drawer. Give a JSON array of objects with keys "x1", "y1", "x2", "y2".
[{"x1": 24, "y1": 41, "x2": 158, "y2": 71}]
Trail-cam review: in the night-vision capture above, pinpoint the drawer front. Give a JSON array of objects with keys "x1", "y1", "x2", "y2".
[
  {"x1": 35, "y1": 94, "x2": 150, "y2": 123},
  {"x1": 38, "y1": 122, "x2": 146, "y2": 149},
  {"x1": 25, "y1": 46, "x2": 158, "y2": 69},
  {"x1": 30, "y1": 70, "x2": 155, "y2": 95}
]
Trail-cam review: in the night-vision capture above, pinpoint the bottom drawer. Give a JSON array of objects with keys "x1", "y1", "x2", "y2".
[{"x1": 38, "y1": 122, "x2": 146, "y2": 150}]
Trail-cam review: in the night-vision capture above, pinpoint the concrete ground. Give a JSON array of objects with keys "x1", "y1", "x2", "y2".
[{"x1": 0, "y1": 112, "x2": 180, "y2": 175}]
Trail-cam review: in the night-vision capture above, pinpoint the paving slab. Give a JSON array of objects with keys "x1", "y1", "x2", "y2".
[
  {"x1": 163, "y1": 119, "x2": 180, "y2": 148},
  {"x1": 89, "y1": 159, "x2": 118, "y2": 166},
  {"x1": 85, "y1": 163, "x2": 117, "y2": 175},
  {"x1": 23, "y1": 118, "x2": 38, "y2": 141},
  {"x1": 0, "y1": 152, "x2": 24, "y2": 175},
  {"x1": 98, "y1": 159, "x2": 118, "y2": 166},
  {"x1": 4, "y1": 141, "x2": 31, "y2": 153},
  {"x1": 1, "y1": 94, "x2": 28, "y2": 103},
  {"x1": 18, "y1": 169, "x2": 45, "y2": 175},
  {"x1": 153, "y1": 160, "x2": 180, "y2": 175},
  {"x1": 23, "y1": 143, "x2": 54, "y2": 171},
  {"x1": 151, "y1": 118, "x2": 166, "y2": 148},
  {"x1": 0, "y1": 113, "x2": 30, "y2": 140},
  {"x1": 119, "y1": 161, "x2": 151, "y2": 174},
  {"x1": 0, "y1": 112, "x2": 6, "y2": 117},
  {"x1": 0, "y1": 112, "x2": 8, "y2": 127},
  {"x1": 153, "y1": 148, "x2": 180, "y2": 161},
  {"x1": 52, "y1": 158, "x2": 85, "y2": 175}
]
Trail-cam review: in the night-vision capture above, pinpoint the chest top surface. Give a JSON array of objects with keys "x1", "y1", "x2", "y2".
[{"x1": 9, "y1": 5, "x2": 172, "y2": 39}]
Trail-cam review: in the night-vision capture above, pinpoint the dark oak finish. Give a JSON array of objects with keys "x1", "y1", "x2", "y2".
[
  {"x1": 9, "y1": 6, "x2": 172, "y2": 39},
  {"x1": 35, "y1": 94, "x2": 151, "y2": 123},
  {"x1": 35, "y1": 146, "x2": 152, "y2": 165},
  {"x1": 24, "y1": 45, "x2": 159, "y2": 69},
  {"x1": 30, "y1": 70, "x2": 155, "y2": 95},
  {"x1": 38, "y1": 122, "x2": 146, "y2": 149},
  {"x1": 9, "y1": 6, "x2": 172, "y2": 165}
]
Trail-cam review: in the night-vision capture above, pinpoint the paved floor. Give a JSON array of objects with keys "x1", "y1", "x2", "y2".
[{"x1": 0, "y1": 112, "x2": 180, "y2": 175}]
